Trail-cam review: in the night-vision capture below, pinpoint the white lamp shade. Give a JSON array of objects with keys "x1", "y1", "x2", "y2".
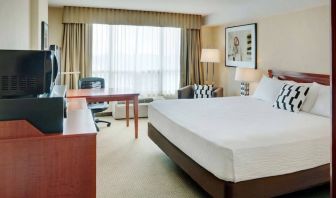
[
  {"x1": 235, "y1": 68, "x2": 261, "y2": 82},
  {"x1": 200, "y1": 49, "x2": 220, "y2": 63}
]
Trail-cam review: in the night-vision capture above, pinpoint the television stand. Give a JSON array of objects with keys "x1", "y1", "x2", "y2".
[{"x1": 0, "y1": 98, "x2": 97, "y2": 198}]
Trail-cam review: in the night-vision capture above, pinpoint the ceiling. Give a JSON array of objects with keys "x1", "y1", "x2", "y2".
[{"x1": 48, "y1": 0, "x2": 330, "y2": 25}]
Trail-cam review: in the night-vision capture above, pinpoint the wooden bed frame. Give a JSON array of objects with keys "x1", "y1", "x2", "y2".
[
  {"x1": 148, "y1": 70, "x2": 330, "y2": 198},
  {"x1": 268, "y1": 70, "x2": 330, "y2": 85}
]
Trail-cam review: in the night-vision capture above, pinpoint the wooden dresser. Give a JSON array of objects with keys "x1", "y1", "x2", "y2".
[{"x1": 0, "y1": 98, "x2": 97, "y2": 198}]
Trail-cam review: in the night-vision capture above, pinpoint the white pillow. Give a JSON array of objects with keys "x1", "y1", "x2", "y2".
[
  {"x1": 300, "y1": 83, "x2": 319, "y2": 112},
  {"x1": 273, "y1": 80, "x2": 317, "y2": 112},
  {"x1": 273, "y1": 84, "x2": 310, "y2": 113},
  {"x1": 310, "y1": 83, "x2": 331, "y2": 117},
  {"x1": 253, "y1": 76, "x2": 284, "y2": 103}
]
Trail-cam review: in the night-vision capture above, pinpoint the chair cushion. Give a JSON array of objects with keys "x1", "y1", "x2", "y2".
[
  {"x1": 88, "y1": 102, "x2": 109, "y2": 112},
  {"x1": 79, "y1": 77, "x2": 105, "y2": 89},
  {"x1": 193, "y1": 84, "x2": 213, "y2": 98}
]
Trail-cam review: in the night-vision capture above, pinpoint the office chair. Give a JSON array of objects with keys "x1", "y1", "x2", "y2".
[{"x1": 78, "y1": 77, "x2": 111, "y2": 131}]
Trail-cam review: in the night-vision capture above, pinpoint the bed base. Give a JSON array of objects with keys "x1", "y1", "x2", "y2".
[{"x1": 148, "y1": 123, "x2": 329, "y2": 198}]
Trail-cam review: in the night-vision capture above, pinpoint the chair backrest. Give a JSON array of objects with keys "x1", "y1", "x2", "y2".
[{"x1": 78, "y1": 77, "x2": 105, "y2": 89}]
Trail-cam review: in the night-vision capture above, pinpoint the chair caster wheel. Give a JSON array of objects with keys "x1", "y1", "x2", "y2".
[{"x1": 107, "y1": 123, "x2": 111, "y2": 127}]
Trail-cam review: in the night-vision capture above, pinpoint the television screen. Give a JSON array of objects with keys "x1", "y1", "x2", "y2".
[{"x1": 0, "y1": 50, "x2": 54, "y2": 98}]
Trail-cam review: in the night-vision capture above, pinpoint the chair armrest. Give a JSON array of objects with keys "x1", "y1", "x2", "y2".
[
  {"x1": 212, "y1": 87, "x2": 223, "y2": 97},
  {"x1": 178, "y1": 85, "x2": 194, "y2": 99}
]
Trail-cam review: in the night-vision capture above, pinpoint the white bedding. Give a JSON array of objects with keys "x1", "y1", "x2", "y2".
[{"x1": 148, "y1": 96, "x2": 331, "y2": 182}]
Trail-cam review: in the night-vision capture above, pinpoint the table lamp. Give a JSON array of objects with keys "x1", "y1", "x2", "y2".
[
  {"x1": 200, "y1": 49, "x2": 220, "y2": 84},
  {"x1": 235, "y1": 68, "x2": 261, "y2": 96}
]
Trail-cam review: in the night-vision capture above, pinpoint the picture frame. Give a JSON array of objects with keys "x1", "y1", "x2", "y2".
[
  {"x1": 41, "y1": 21, "x2": 48, "y2": 50},
  {"x1": 225, "y1": 23, "x2": 257, "y2": 69}
]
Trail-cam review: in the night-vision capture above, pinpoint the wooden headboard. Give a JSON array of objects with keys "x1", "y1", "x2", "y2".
[{"x1": 268, "y1": 70, "x2": 330, "y2": 85}]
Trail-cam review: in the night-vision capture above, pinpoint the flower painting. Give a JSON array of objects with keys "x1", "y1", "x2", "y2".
[{"x1": 225, "y1": 23, "x2": 257, "y2": 68}]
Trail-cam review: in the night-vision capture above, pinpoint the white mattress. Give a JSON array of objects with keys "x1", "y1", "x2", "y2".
[{"x1": 148, "y1": 96, "x2": 330, "y2": 182}]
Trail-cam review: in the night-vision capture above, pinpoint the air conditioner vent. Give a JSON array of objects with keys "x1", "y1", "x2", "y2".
[
  {"x1": 0, "y1": 76, "x2": 39, "y2": 92},
  {"x1": 27, "y1": 77, "x2": 37, "y2": 89},
  {"x1": 10, "y1": 76, "x2": 18, "y2": 90},
  {"x1": 1, "y1": 76, "x2": 9, "y2": 91},
  {"x1": 19, "y1": 77, "x2": 27, "y2": 90}
]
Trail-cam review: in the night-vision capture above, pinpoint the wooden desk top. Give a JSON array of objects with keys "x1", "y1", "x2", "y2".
[
  {"x1": 67, "y1": 88, "x2": 140, "y2": 98},
  {"x1": 66, "y1": 98, "x2": 88, "y2": 111},
  {"x1": 66, "y1": 89, "x2": 139, "y2": 139},
  {"x1": 63, "y1": 98, "x2": 97, "y2": 135}
]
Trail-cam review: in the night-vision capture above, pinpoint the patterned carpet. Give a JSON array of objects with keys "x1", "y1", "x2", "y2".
[{"x1": 96, "y1": 117, "x2": 329, "y2": 198}]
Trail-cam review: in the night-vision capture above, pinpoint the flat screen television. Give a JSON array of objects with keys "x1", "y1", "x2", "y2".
[{"x1": 0, "y1": 50, "x2": 58, "y2": 98}]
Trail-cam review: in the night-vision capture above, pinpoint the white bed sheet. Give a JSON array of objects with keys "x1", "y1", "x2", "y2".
[{"x1": 148, "y1": 96, "x2": 330, "y2": 182}]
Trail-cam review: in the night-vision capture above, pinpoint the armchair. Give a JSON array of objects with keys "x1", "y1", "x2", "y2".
[{"x1": 177, "y1": 85, "x2": 223, "y2": 99}]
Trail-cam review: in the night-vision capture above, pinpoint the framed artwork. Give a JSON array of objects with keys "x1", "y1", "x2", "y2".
[
  {"x1": 225, "y1": 23, "x2": 257, "y2": 68},
  {"x1": 41, "y1": 21, "x2": 48, "y2": 50}
]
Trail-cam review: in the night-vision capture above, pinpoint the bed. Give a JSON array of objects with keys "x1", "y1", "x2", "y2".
[{"x1": 147, "y1": 70, "x2": 331, "y2": 198}]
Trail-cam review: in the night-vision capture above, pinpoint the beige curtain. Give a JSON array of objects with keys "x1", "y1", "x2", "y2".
[
  {"x1": 62, "y1": 6, "x2": 202, "y2": 29},
  {"x1": 180, "y1": 29, "x2": 203, "y2": 86},
  {"x1": 61, "y1": 23, "x2": 92, "y2": 89}
]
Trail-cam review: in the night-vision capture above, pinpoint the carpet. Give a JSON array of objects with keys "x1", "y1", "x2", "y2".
[
  {"x1": 97, "y1": 117, "x2": 208, "y2": 198},
  {"x1": 96, "y1": 117, "x2": 329, "y2": 198}
]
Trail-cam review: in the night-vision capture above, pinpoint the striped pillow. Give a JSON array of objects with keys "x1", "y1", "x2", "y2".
[
  {"x1": 273, "y1": 84, "x2": 310, "y2": 112},
  {"x1": 193, "y1": 84, "x2": 213, "y2": 98}
]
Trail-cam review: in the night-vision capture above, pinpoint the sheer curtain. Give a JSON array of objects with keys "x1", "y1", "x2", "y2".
[{"x1": 92, "y1": 24, "x2": 181, "y2": 97}]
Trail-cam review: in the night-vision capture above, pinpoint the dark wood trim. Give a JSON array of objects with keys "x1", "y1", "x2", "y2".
[
  {"x1": 268, "y1": 69, "x2": 330, "y2": 85},
  {"x1": 134, "y1": 95, "x2": 139, "y2": 138},
  {"x1": 148, "y1": 123, "x2": 329, "y2": 198},
  {"x1": 332, "y1": 0, "x2": 336, "y2": 196}
]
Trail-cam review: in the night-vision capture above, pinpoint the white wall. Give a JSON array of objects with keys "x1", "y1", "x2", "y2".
[
  {"x1": 30, "y1": 0, "x2": 49, "y2": 50},
  {"x1": 202, "y1": 5, "x2": 331, "y2": 96},
  {"x1": 0, "y1": 0, "x2": 48, "y2": 50},
  {"x1": 48, "y1": 7, "x2": 64, "y2": 47},
  {"x1": 0, "y1": 0, "x2": 31, "y2": 49}
]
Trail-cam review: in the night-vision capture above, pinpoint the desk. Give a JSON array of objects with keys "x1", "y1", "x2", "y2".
[
  {"x1": 0, "y1": 98, "x2": 97, "y2": 198},
  {"x1": 67, "y1": 89, "x2": 140, "y2": 139}
]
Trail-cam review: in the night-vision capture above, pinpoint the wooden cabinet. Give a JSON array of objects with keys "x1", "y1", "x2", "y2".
[{"x1": 0, "y1": 98, "x2": 97, "y2": 198}]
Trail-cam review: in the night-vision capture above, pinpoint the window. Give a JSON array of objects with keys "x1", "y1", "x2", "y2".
[{"x1": 92, "y1": 24, "x2": 181, "y2": 97}]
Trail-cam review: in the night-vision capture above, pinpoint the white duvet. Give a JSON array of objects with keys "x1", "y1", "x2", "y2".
[{"x1": 148, "y1": 96, "x2": 331, "y2": 182}]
